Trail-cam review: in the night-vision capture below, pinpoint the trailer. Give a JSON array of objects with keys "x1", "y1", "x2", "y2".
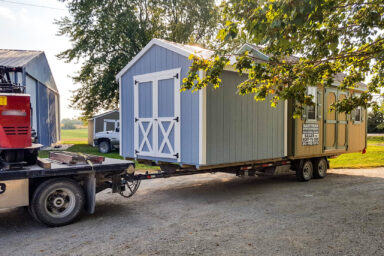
[{"x1": 0, "y1": 157, "x2": 135, "y2": 226}]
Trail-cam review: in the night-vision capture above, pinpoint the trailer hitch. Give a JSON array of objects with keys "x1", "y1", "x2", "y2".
[{"x1": 120, "y1": 174, "x2": 141, "y2": 198}]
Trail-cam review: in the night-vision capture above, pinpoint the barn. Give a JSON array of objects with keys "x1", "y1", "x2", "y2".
[
  {"x1": 116, "y1": 39, "x2": 366, "y2": 169},
  {"x1": 0, "y1": 49, "x2": 60, "y2": 147},
  {"x1": 88, "y1": 109, "x2": 119, "y2": 145}
]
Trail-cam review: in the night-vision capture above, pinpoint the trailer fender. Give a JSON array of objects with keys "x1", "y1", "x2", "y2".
[{"x1": 83, "y1": 173, "x2": 96, "y2": 214}]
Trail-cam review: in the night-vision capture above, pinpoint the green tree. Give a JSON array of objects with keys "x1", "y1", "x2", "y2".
[
  {"x1": 367, "y1": 111, "x2": 384, "y2": 133},
  {"x1": 57, "y1": 0, "x2": 218, "y2": 118},
  {"x1": 182, "y1": 0, "x2": 384, "y2": 116}
]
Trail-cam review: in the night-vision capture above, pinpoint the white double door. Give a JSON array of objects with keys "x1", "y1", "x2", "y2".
[{"x1": 134, "y1": 68, "x2": 181, "y2": 160}]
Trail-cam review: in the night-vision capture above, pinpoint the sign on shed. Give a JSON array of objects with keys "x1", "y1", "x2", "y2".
[{"x1": 302, "y1": 123, "x2": 319, "y2": 146}]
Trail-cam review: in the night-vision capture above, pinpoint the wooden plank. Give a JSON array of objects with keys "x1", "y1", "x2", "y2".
[
  {"x1": 49, "y1": 152, "x2": 105, "y2": 165},
  {"x1": 37, "y1": 157, "x2": 51, "y2": 169}
]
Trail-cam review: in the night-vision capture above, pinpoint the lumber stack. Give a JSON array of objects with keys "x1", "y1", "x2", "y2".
[{"x1": 49, "y1": 151, "x2": 105, "y2": 165}]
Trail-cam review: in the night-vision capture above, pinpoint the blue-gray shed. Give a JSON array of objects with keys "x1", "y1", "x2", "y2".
[
  {"x1": 0, "y1": 49, "x2": 60, "y2": 147},
  {"x1": 116, "y1": 39, "x2": 287, "y2": 167}
]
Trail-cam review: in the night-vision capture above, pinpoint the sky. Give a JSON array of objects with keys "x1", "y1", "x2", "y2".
[{"x1": 0, "y1": 0, "x2": 81, "y2": 119}]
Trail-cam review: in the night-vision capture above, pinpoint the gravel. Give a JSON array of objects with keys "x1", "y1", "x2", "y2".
[{"x1": 1, "y1": 168, "x2": 384, "y2": 256}]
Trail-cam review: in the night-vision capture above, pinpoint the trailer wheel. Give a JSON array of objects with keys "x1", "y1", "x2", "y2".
[
  {"x1": 296, "y1": 159, "x2": 313, "y2": 182},
  {"x1": 99, "y1": 141, "x2": 111, "y2": 153},
  {"x1": 30, "y1": 178, "x2": 85, "y2": 227},
  {"x1": 313, "y1": 158, "x2": 327, "y2": 179}
]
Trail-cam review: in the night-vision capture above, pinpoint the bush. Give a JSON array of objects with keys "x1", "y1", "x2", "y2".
[
  {"x1": 61, "y1": 118, "x2": 83, "y2": 130},
  {"x1": 368, "y1": 111, "x2": 384, "y2": 133}
]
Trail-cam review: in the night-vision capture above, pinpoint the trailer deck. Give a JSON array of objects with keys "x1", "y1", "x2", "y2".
[{"x1": 0, "y1": 157, "x2": 133, "y2": 181}]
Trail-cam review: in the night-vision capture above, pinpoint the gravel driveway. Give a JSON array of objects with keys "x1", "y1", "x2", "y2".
[{"x1": 1, "y1": 168, "x2": 384, "y2": 256}]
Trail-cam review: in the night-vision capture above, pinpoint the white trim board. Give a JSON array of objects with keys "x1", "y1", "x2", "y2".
[
  {"x1": 198, "y1": 70, "x2": 206, "y2": 165},
  {"x1": 284, "y1": 100, "x2": 288, "y2": 157},
  {"x1": 119, "y1": 78, "x2": 122, "y2": 156}
]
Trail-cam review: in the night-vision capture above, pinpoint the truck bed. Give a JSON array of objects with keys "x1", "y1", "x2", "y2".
[{"x1": 0, "y1": 158, "x2": 134, "y2": 181}]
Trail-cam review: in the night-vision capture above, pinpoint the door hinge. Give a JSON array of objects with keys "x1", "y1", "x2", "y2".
[
  {"x1": 174, "y1": 73, "x2": 179, "y2": 79},
  {"x1": 135, "y1": 80, "x2": 138, "y2": 85},
  {"x1": 135, "y1": 117, "x2": 139, "y2": 122},
  {"x1": 173, "y1": 153, "x2": 179, "y2": 158},
  {"x1": 173, "y1": 116, "x2": 179, "y2": 122}
]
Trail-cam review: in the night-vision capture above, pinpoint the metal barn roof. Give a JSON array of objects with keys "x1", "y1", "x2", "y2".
[
  {"x1": 0, "y1": 49, "x2": 43, "y2": 67},
  {"x1": 0, "y1": 49, "x2": 58, "y2": 92}
]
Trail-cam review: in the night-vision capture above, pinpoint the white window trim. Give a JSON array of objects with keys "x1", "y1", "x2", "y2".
[
  {"x1": 133, "y1": 68, "x2": 181, "y2": 161},
  {"x1": 103, "y1": 119, "x2": 119, "y2": 131},
  {"x1": 353, "y1": 93, "x2": 362, "y2": 124},
  {"x1": 306, "y1": 86, "x2": 318, "y2": 122}
]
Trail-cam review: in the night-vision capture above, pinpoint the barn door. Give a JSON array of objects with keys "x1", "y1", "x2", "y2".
[
  {"x1": 134, "y1": 68, "x2": 181, "y2": 161},
  {"x1": 324, "y1": 88, "x2": 348, "y2": 150}
]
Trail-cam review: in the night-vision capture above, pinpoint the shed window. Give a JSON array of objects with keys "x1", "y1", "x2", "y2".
[
  {"x1": 306, "y1": 87, "x2": 317, "y2": 121},
  {"x1": 353, "y1": 107, "x2": 362, "y2": 123}
]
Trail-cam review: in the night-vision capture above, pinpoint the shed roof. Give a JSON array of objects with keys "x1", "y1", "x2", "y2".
[
  {"x1": 0, "y1": 49, "x2": 58, "y2": 93},
  {"x1": 0, "y1": 49, "x2": 43, "y2": 67},
  {"x1": 116, "y1": 39, "x2": 213, "y2": 79},
  {"x1": 89, "y1": 109, "x2": 119, "y2": 120}
]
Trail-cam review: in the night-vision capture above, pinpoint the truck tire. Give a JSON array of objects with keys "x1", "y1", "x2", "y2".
[
  {"x1": 313, "y1": 158, "x2": 327, "y2": 179},
  {"x1": 99, "y1": 141, "x2": 111, "y2": 153},
  {"x1": 30, "y1": 178, "x2": 85, "y2": 227},
  {"x1": 296, "y1": 159, "x2": 313, "y2": 182}
]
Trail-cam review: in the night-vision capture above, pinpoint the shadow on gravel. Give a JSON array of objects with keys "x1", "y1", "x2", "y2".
[{"x1": 0, "y1": 171, "x2": 383, "y2": 230}]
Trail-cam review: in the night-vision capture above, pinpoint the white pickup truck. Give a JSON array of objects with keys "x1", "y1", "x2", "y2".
[{"x1": 93, "y1": 128, "x2": 120, "y2": 153}]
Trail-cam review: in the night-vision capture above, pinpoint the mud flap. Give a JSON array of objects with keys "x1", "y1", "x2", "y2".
[{"x1": 84, "y1": 172, "x2": 96, "y2": 214}]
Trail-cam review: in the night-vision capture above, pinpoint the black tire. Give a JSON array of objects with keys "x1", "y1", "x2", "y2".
[
  {"x1": 15, "y1": 150, "x2": 24, "y2": 162},
  {"x1": 99, "y1": 141, "x2": 111, "y2": 153},
  {"x1": 296, "y1": 159, "x2": 313, "y2": 182},
  {"x1": 24, "y1": 150, "x2": 38, "y2": 165},
  {"x1": 313, "y1": 158, "x2": 327, "y2": 179},
  {"x1": 3, "y1": 150, "x2": 16, "y2": 162},
  {"x1": 30, "y1": 178, "x2": 85, "y2": 227}
]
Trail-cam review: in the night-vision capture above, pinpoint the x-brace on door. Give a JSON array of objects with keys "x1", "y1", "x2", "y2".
[{"x1": 133, "y1": 68, "x2": 181, "y2": 161}]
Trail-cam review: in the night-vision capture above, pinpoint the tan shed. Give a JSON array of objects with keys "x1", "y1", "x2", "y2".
[{"x1": 288, "y1": 81, "x2": 367, "y2": 160}]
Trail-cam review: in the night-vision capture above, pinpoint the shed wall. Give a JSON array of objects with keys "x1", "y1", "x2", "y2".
[
  {"x1": 88, "y1": 119, "x2": 94, "y2": 145},
  {"x1": 205, "y1": 71, "x2": 285, "y2": 165},
  {"x1": 37, "y1": 82, "x2": 49, "y2": 146},
  {"x1": 120, "y1": 45, "x2": 199, "y2": 164},
  {"x1": 291, "y1": 87, "x2": 367, "y2": 158},
  {"x1": 95, "y1": 111, "x2": 119, "y2": 133}
]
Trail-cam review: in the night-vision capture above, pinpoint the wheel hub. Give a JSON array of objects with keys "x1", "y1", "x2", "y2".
[
  {"x1": 45, "y1": 188, "x2": 76, "y2": 218},
  {"x1": 53, "y1": 197, "x2": 65, "y2": 208}
]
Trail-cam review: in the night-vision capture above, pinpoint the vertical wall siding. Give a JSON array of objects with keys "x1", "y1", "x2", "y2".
[
  {"x1": 120, "y1": 45, "x2": 199, "y2": 165},
  {"x1": 25, "y1": 75, "x2": 38, "y2": 131},
  {"x1": 206, "y1": 71, "x2": 285, "y2": 165},
  {"x1": 95, "y1": 112, "x2": 120, "y2": 133},
  {"x1": 37, "y1": 82, "x2": 49, "y2": 146},
  {"x1": 48, "y1": 90, "x2": 57, "y2": 144}
]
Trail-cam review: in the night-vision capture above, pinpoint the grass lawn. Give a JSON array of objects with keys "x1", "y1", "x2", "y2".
[
  {"x1": 42, "y1": 129, "x2": 384, "y2": 170},
  {"x1": 367, "y1": 136, "x2": 384, "y2": 145},
  {"x1": 60, "y1": 128, "x2": 88, "y2": 144},
  {"x1": 329, "y1": 145, "x2": 384, "y2": 169},
  {"x1": 329, "y1": 136, "x2": 384, "y2": 169}
]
